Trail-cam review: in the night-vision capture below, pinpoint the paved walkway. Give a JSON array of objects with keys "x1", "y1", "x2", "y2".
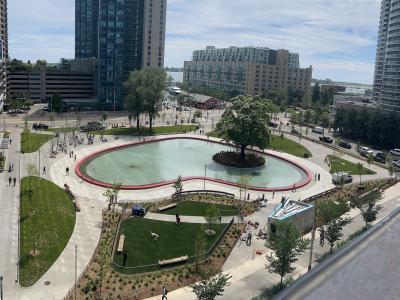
[{"x1": 0, "y1": 126, "x2": 395, "y2": 300}]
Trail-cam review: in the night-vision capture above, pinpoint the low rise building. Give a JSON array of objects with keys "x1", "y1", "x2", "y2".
[
  {"x1": 192, "y1": 94, "x2": 222, "y2": 110},
  {"x1": 184, "y1": 46, "x2": 312, "y2": 96},
  {"x1": 8, "y1": 59, "x2": 97, "y2": 109}
]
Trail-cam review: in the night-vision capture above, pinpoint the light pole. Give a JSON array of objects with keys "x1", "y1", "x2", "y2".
[
  {"x1": 0, "y1": 275, "x2": 3, "y2": 300},
  {"x1": 203, "y1": 164, "x2": 206, "y2": 190},
  {"x1": 75, "y1": 245, "x2": 78, "y2": 300}
]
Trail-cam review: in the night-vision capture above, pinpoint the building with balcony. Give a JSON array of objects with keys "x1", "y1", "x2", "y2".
[
  {"x1": 0, "y1": 0, "x2": 8, "y2": 112},
  {"x1": 75, "y1": 0, "x2": 167, "y2": 110},
  {"x1": 373, "y1": 0, "x2": 400, "y2": 112},
  {"x1": 184, "y1": 46, "x2": 312, "y2": 96}
]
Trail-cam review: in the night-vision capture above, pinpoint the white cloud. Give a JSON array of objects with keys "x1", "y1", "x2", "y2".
[{"x1": 8, "y1": 0, "x2": 381, "y2": 84}]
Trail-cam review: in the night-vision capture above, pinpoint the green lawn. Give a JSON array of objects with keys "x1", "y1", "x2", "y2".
[
  {"x1": 159, "y1": 201, "x2": 238, "y2": 217},
  {"x1": 270, "y1": 135, "x2": 312, "y2": 158},
  {"x1": 94, "y1": 125, "x2": 197, "y2": 136},
  {"x1": 113, "y1": 218, "x2": 227, "y2": 274},
  {"x1": 19, "y1": 177, "x2": 76, "y2": 287},
  {"x1": 328, "y1": 155, "x2": 376, "y2": 175},
  {"x1": 207, "y1": 131, "x2": 312, "y2": 158},
  {"x1": 20, "y1": 131, "x2": 54, "y2": 153}
]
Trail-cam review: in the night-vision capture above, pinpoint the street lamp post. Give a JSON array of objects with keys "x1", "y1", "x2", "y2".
[
  {"x1": 75, "y1": 245, "x2": 78, "y2": 300},
  {"x1": 203, "y1": 164, "x2": 206, "y2": 190},
  {"x1": 0, "y1": 275, "x2": 3, "y2": 300}
]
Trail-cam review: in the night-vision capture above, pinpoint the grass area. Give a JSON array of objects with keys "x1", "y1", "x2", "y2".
[
  {"x1": 113, "y1": 218, "x2": 227, "y2": 274},
  {"x1": 94, "y1": 125, "x2": 197, "y2": 136},
  {"x1": 270, "y1": 135, "x2": 312, "y2": 158},
  {"x1": 159, "y1": 201, "x2": 238, "y2": 217},
  {"x1": 207, "y1": 131, "x2": 312, "y2": 158},
  {"x1": 328, "y1": 155, "x2": 376, "y2": 175},
  {"x1": 19, "y1": 177, "x2": 76, "y2": 287},
  {"x1": 20, "y1": 131, "x2": 54, "y2": 153}
]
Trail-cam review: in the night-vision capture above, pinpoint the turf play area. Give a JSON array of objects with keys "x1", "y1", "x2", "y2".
[{"x1": 113, "y1": 218, "x2": 228, "y2": 274}]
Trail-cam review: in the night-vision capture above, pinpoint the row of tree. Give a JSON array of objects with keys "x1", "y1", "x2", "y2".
[
  {"x1": 333, "y1": 108, "x2": 400, "y2": 149},
  {"x1": 8, "y1": 59, "x2": 52, "y2": 72}
]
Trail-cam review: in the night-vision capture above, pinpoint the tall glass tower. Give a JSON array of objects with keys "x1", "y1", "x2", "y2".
[
  {"x1": 75, "y1": 0, "x2": 99, "y2": 59},
  {"x1": 0, "y1": 0, "x2": 8, "y2": 107},
  {"x1": 373, "y1": 0, "x2": 400, "y2": 112},
  {"x1": 75, "y1": 0, "x2": 167, "y2": 110}
]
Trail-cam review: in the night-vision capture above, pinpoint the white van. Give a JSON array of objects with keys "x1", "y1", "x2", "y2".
[
  {"x1": 359, "y1": 146, "x2": 373, "y2": 157},
  {"x1": 332, "y1": 172, "x2": 353, "y2": 184},
  {"x1": 312, "y1": 126, "x2": 324, "y2": 134}
]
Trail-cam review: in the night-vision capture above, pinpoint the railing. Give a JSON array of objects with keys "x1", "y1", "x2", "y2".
[
  {"x1": 302, "y1": 177, "x2": 397, "y2": 204},
  {"x1": 173, "y1": 190, "x2": 235, "y2": 198},
  {"x1": 110, "y1": 217, "x2": 235, "y2": 275}
]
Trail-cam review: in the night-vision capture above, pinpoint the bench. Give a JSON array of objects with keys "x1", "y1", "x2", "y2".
[
  {"x1": 117, "y1": 234, "x2": 125, "y2": 254},
  {"x1": 158, "y1": 203, "x2": 177, "y2": 212},
  {"x1": 159, "y1": 255, "x2": 188, "y2": 267}
]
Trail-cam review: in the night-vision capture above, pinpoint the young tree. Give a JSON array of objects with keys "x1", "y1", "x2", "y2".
[
  {"x1": 367, "y1": 155, "x2": 374, "y2": 172},
  {"x1": 75, "y1": 112, "x2": 82, "y2": 127},
  {"x1": 194, "y1": 228, "x2": 208, "y2": 271},
  {"x1": 351, "y1": 192, "x2": 382, "y2": 228},
  {"x1": 216, "y1": 96, "x2": 270, "y2": 160},
  {"x1": 27, "y1": 164, "x2": 38, "y2": 191},
  {"x1": 173, "y1": 175, "x2": 183, "y2": 194},
  {"x1": 128, "y1": 114, "x2": 133, "y2": 126},
  {"x1": 312, "y1": 83, "x2": 321, "y2": 103},
  {"x1": 318, "y1": 200, "x2": 352, "y2": 253},
  {"x1": 204, "y1": 205, "x2": 220, "y2": 235},
  {"x1": 48, "y1": 112, "x2": 55, "y2": 128},
  {"x1": 103, "y1": 188, "x2": 114, "y2": 210},
  {"x1": 101, "y1": 112, "x2": 108, "y2": 125},
  {"x1": 267, "y1": 221, "x2": 309, "y2": 285},
  {"x1": 357, "y1": 162, "x2": 364, "y2": 185},
  {"x1": 191, "y1": 272, "x2": 232, "y2": 300},
  {"x1": 111, "y1": 182, "x2": 122, "y2": 207},
  {"x1": 51, "y1": 93, "x2": 63, "y2": 113}
]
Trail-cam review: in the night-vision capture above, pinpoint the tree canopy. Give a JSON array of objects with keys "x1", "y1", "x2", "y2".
[{"x1": 216, "y1": 96, "x2": 270, "y2": 159}]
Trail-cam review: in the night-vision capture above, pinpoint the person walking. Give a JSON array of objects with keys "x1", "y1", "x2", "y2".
[
  {"x1": 8, "y1": 177, "x2": 12, "y2": 185},
  {"x1": 43, "y1": 166, "x2": 46, "y2": 174},
  {"x1": 66, "y1": 167, "x2": 70, "y2": 175},
  {"x1": 9, "y1": 138, "x2": 12, "y2": 145},
  {"x1": 161, "y1": 285, "x2": 168, "y2": 300},
  {"x1": 122, "y1": 250, "x2": 128, "y2": 267},
  {"x1": 13, "y1": 177, "x2": 16, "y2": 186},
  {"x1": 318, "y1": 173, "x2": 321, "y2": 181}
]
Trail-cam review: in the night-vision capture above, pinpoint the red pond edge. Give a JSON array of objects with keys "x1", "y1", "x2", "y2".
[{"x1": 75, "y1": 136, "x2": 313, "y2": 192}]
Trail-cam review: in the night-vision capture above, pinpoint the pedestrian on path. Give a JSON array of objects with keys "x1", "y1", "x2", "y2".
[
  {"x1": 122, "y1": 250, "x2": 128, "y2": 266},
  {"x1": 272, "y1": 189, "x2": 275, "y2": 199},
  {"x1": 43, "y1": 166, "x2": 46, "y2": 174},
  {"x1": 162, "y1": 285, "x2": 168, "y2": 300},
  {"x1": 13, "y1": 177, "x2": 16, "y2": 186},
  {"x1": 74, "y1": 154, "x2": 77, "y2": 161},
  {"x1": 318, "y1": 173, "x2": 321, "y2": 181},
  {"x1": 66, "y1": 167, "x2": 70, "y2": 175},
  {"x1": 11, "y1": 163, "x2": 14, "y2": 171},
  {"x1": 8, "y1": 177, "x2": 12, "y2": 185},
  {"x1": 9, "y1": 138, "x2": 11, "y2": 145}
]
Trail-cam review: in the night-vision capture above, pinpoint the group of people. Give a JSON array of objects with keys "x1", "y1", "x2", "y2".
[{"x1": 8, "y1": 176, "x2": 17, "y2": 186}]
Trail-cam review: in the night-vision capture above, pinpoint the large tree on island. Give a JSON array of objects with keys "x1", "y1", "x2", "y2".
[{"x1": 216, "y1": 96, "x2": 270, "y2": 160}]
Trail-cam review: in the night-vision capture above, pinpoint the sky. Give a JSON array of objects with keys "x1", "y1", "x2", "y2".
[{"x1": 8, "y1": 0, "x2": 381, "y2": 84}]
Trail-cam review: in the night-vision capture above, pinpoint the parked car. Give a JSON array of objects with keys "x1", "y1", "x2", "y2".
[
  {"x1": 32, "y1": 123, "x2": 49, "y2": 130},
  {"x1": 339, "y1": 141, "x2": 352, "y2": 149},
  {"x1": 291, "y1": 128, "x2": 299, "y2": 135},
  {"x1": 268, "y1": 121, "x2": 278, "y2": 128},
  {"x1": 359, "y1": 146, "x2": 373, "y2": 157},
  {"x1": 389, "y1": 148, "x2": 400, "y2": 157},
  {"x1": 374, "y1": 152, "x2": 387, "y2": 163},
  {"x1": 332, "y1": 172, "x2": 353, "y2": 184},
  {"x1": 312, "y1": 126, "x2": 324, "y2": 134},
  {"x1": 393, "y1": 160, "x2": 400, "y2": 168},
  {"x1": 319, "y1": 136, "x2": 333, "y2": 144}
]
